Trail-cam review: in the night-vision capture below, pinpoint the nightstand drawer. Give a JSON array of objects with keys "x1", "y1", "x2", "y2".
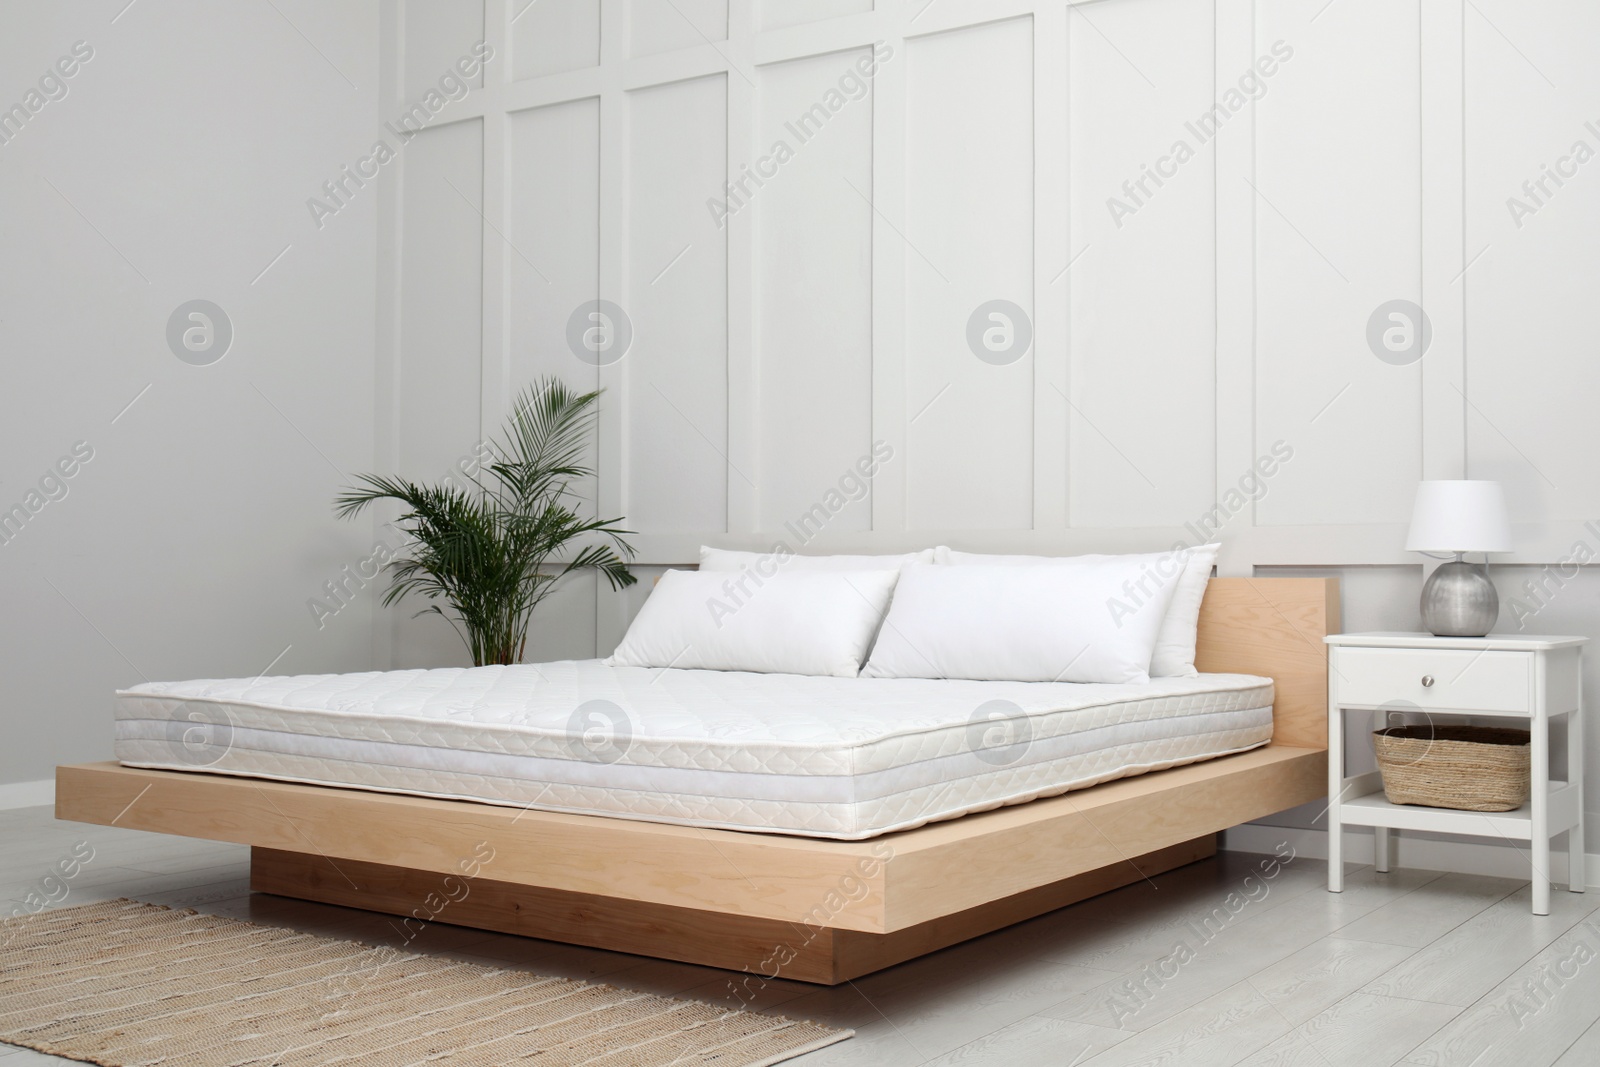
[{"x1": 1333, "y1": 648, "x2": 1531, "y2": 713}]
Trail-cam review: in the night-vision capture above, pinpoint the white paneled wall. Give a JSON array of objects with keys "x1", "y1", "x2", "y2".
[
  {"x1": 629, "y1": 0, "x2": 726, "y2": 59},
  {"x1": 1254, "y1": 2, "x2": 1423, "y2": 530},
  {"x1": 379, "y1": 0, "x2": 1600, "y2": 665},
  {"x1": 1464, "y1": 1, "x2": 1600, "y2": 522},
  {"x1": 904, "y1": 17, "x2": 1036, "y2": 531},
  {"x1": 377, "y1": 0, "x2": 1600, "y2": 853},
  {"x1": 393, "y1": 118, "x2": 487, "y2": 668},
  {"x1": 627, "y1": 74, "x2": 730, "y2": 534},
  {"x1": 512, "y1": 0, "x2": 600, "y2": 79},
  {"x1": 1067, "y1": 0, "x2": 1216, "y2": 529},
  {"x1": 755, "y1": 48, "x2": 875, "y2": 534}
]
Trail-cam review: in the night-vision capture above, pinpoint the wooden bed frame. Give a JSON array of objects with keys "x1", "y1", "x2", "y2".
[{"x1": 55, "y1": 577, "x2": 1338, "y2": 985}]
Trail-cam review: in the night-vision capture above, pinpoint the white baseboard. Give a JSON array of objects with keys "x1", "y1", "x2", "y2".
[
  {"x1": 0, "y1": 778, "x2": 55, "y2": 811},
  {"x1": 1222, "y1": 822, "x2": 1599, "y2": 890}
]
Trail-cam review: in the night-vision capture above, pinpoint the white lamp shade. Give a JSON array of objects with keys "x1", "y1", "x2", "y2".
[{"x1": 1405, "y1": 480, "x2": 1513, "y2": 554}]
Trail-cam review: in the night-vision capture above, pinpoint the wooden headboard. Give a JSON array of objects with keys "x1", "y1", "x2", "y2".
[{"x1": 1195, "y1": 577, "x2": 1340, "y2": 750}]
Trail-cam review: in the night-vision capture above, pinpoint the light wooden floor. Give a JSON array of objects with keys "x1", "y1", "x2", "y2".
[{"x1": 2, "y1": 803, "x2": 1597, "y2": 1067}]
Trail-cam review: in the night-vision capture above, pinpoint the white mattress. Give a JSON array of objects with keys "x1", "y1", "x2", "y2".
[{"x1": 115, "y1": 662, "x2": 1274, "y2": 840}]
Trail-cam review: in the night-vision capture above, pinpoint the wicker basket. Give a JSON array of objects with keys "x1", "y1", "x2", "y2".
[{"x1": 1373, "y1": 725, "x2": 1531, "y2": 812}]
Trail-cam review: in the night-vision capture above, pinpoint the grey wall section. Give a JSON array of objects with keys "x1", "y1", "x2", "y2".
[{"x1": 0, "y1": 1, "x2": 383, "y2": 786}]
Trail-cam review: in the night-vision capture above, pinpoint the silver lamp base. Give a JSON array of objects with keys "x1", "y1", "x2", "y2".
[{"x1": 1420, "y1": 558, "x2": 1498, "y2": 637}]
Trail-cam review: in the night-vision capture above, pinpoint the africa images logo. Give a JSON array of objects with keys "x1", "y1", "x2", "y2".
[
  {"x1": 1106, "y1": 40, "x2": 1294, "y2": 228},
  {"x1": 306, "y1": 41, "x2": 494, "y2": 230}
]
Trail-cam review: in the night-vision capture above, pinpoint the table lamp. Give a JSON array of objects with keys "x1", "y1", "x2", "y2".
[{"x1": 1405, "y1": 480, "x2": 1512, "y2": 637}]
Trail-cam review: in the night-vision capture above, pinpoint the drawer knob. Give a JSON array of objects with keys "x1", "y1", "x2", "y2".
[{"x1": 1421, "y1": 675, "x2": 1435, "y2": 688}]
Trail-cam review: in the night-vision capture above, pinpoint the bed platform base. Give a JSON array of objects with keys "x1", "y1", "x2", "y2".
[
  {"x1": 54, "y1": 742, "x2": 1325, "y2": 984},
  {"x1": 55, "y1": 576, "x2": 1338, "y2": 985},
  {"x1": 251, "y1": 835, "x2": 1217, "y2": 984}
]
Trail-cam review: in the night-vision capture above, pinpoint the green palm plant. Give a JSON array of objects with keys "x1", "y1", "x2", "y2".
[{"x1": 336, "y1": 377, "x2": 636, "y2": 666}]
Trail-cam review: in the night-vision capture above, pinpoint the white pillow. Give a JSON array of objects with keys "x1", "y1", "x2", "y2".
[
  {"x1": 863, "y1": 559, "x2": 1182, "y2": 684},
  {"x1": 700, "y1": 545, "x2": 936, "y2": 571},
  {"x1": 933, "y1": 544, "x2": 1220, "y2": 677},
  {"x1": 608, "y1": 569, "x2": 900, "y2": 678}
]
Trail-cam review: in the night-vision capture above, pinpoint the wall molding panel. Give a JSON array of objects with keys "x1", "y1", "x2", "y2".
[{"x1": 379, "y1": 0, "x2": 1600, "y2": 661}]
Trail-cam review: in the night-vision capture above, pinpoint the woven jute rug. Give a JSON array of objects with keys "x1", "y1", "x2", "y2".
[{"x1": 0, "y1": 899, "x2": 851, "y2": 1066}]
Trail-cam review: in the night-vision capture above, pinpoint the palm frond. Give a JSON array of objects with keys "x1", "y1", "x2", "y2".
[
  {"x1": 336, "y1": 377, "x2": 635, "y2": 666},
  {"x1": 484, "y1": 381, "x2": 601, "y2": 508}
]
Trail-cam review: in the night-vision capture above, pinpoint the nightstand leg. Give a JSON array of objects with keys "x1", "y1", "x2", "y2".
[
  {"x1": 1533, "y1": 714, "x2": 1551, "y2": 916},
  {"x1": 1328, "y1": 708, "x2": 1343, "y2": 893},
  {"x1": 1374, "y1": 827, "x2": 1390, "y2": 873},
  {"x1": 1570, "y1": 824, "x2": 1585, "y2": 894},
  {"x1": 1571, "y1": 699, "x2": 1586, "y2": 894}
]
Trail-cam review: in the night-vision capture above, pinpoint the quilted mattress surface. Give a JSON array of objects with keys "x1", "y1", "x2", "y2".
[{"x1": 115, "y1": 661, "x2": 1274, "y2": 839}]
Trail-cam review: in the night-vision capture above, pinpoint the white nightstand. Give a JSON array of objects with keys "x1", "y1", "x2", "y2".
[{"x1": 1325, "y1": 632, "x2": 1587, "y2": 915}]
